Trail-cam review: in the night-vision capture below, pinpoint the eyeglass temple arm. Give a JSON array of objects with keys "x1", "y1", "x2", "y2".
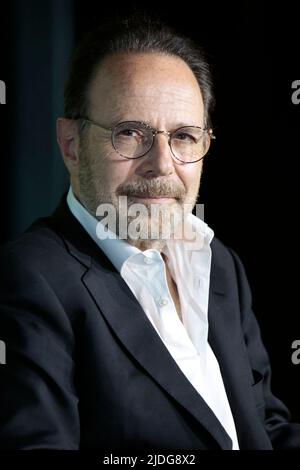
[{"x1": 77, "y1": 117, "x2": 112, "y2": 132}]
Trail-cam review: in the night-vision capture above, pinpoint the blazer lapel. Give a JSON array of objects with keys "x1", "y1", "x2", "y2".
[
  {"x1": 82, "y1": 260, "x2": 232, "y2": 450},
  {"x1": 208, "y1": 262, "x2": 272, "y2": 449},
  {"x1": 51, "y1": 197, "x2": 232, "y2": 449}
]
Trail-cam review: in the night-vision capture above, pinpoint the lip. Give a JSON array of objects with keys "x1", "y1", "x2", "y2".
[{"x1": 130, "y1": 196, "x2": 176, "y2": 203}]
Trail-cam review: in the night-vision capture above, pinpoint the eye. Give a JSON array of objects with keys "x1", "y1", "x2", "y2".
[
  {"x1": 116, "y1": 127, "x2": 145, "y2": 139},
  {"x1": 173, "y1": 132, "x2": 197, "y2": 143},
  {"x1": 119, "y1": 129, "x2": 138, "y2": 137}
]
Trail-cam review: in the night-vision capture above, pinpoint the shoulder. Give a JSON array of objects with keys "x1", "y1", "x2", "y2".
[
  {"x1": 0, "y1": 217, "x2": 89, "y2": 303},
  {"x1": 210, "y1": 236, "x2": 238, "y2": 270},
  {"x1": 0, "y1": 217, "x2": 85, "y2": 335},
  {"x1": 210, "y1": 236, "x2": 253, "y2": 311},
  {"x1": 211, "y1": 236, "x2": 231, "y2": 258},
  {"x1": 211, "y1": 236, "x2": 248, "y2": 275},
  {"x1": 0, "y1": 218, "x2": 69, "y2": 277}
]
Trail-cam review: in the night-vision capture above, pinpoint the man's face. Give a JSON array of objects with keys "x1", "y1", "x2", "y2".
[{"x1": 75, "y1": 53, "x2": 207, "y2": 250}]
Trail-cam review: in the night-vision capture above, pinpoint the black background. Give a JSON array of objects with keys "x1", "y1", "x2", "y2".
[{"x1": 1, "y1": 0, "x2": 299, "y2": 428}]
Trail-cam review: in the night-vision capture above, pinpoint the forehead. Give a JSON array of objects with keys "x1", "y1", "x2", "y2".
[{"x1": 88, "y1": 53, "x2": 204, "y2": 124}]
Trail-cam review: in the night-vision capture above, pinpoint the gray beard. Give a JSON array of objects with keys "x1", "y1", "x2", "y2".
[{"x1": 77, "y1": 148, "x2": 199, "y2": 251}]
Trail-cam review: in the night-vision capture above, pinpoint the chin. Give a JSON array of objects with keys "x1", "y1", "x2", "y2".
[{"x1": 127, "y1": 238, "x2": 167, "y2": 252}]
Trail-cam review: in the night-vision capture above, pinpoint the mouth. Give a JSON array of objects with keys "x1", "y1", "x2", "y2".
[{"x1": 128, "y1": 195, "x2": 177, "y2": 203}]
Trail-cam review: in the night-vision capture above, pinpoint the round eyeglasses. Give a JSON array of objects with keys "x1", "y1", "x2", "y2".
[{"x1": 78, "y1": 118, "x2": 215, "y2": 164}]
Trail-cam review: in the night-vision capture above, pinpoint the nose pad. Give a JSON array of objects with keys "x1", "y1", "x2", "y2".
[
  {"x1": 136, "y1": 131, "x2": 174, "y2": 177},
  {"x1": 154, "y1": 130, "x2": 170, "y2": 138},
  {"x1": 150, "y1": 131, "x2": 173, "y2": 159},
  {"x1": 154, "y1": 130, "x2": 172, "y2": 149}
]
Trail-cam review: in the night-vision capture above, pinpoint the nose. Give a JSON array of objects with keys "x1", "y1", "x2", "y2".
[{"x1": 135, "y1": 131, "x2": 175, "y2": 179}]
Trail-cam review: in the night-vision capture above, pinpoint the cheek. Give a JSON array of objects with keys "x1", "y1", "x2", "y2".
[
  {"x1": 178, "y1": 163, "x2": 202, "y2": 192},
  {"x1": 105, "y1": 160, "x2": 137, "y2": 193},
  {"x1": 88, "y1": 136, "x2": 139, "y2": 194}
]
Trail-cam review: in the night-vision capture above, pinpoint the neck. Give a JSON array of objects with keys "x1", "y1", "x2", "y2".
[{"x1": 127, "y1": 238, "x2": 167, "y2": 252}]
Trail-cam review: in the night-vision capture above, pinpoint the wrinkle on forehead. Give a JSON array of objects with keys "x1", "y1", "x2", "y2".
[{"x1": 88, "y1": 53, "x2": 204, "y2": 124}]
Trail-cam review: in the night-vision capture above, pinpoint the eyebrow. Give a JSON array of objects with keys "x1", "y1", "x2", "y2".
[{"x1": 108, "y1": 117, "x2": 203, "y2": 130}]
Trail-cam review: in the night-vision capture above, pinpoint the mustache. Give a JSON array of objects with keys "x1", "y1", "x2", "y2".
[{"x1": 117, "y1": 179, "x2": 186, "y2": 199}]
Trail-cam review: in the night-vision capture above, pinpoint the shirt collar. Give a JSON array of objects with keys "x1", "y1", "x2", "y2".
[{"x1": 67, "y1": 186, "x2": 214, "y2": 273}]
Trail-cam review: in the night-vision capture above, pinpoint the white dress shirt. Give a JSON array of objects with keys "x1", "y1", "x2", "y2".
[{"x1": 67, "y1": 187, "x2": 239, "y2": 449}]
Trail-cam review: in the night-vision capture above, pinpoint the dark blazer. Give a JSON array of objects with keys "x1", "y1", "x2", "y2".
[{"x1": 0, "y1": 196, "x2": 299, "y2": 450}]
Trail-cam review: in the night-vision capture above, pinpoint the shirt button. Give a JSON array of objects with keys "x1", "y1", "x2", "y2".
[
  {"x1": 158, "y1": 298, "x2": 169, "y2": 307},
  {"x1": 143, "y1": 257, "x2": 153, "y2": 264}
]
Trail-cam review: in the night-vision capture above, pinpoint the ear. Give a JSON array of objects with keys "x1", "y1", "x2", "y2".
[
  {"x1": 56, "y1": 118, "x2": 81, "y2": 176},
  {"x1": 203, "y1": 130, "x2": 212, "y2": 156}
]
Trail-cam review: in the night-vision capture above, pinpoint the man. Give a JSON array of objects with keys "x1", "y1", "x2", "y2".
[{"x1": 0, "y1": 15, "x2": 299, "y2": 451}]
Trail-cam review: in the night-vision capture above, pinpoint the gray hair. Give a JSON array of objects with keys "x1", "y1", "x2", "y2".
[{"x1": 64, "y1": 15, "x2": 215, "y2": 128}]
